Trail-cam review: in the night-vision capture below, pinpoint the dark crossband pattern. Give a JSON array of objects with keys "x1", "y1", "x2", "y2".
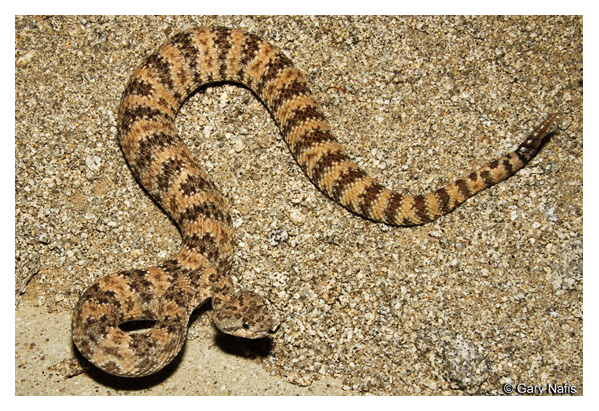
[{"x1": 72, "y1": 27, "x2": 556, "y2": 378}]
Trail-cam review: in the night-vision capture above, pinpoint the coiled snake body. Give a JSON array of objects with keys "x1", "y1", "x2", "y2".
[{"x1": 72, "y1": 27, "x2": 556, "y2": 377}]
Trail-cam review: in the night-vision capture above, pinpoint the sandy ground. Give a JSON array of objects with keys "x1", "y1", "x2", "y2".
[{"x1": 15, "y1": 16, "x2": 582, "y2": 395}]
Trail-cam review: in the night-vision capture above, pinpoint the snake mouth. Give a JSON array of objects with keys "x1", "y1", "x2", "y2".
[{"x1": 118, "y1": 319, "x2": 158, "y2": 333}]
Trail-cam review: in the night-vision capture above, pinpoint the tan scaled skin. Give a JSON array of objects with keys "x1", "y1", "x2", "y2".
[{"x1": 72, "y1": 27, "x2": 556, "y2": 377}]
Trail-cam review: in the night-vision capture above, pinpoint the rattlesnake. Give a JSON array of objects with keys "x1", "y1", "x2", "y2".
[{"x1": 72, "y1": 26, "x2": 556, "y2": 378}]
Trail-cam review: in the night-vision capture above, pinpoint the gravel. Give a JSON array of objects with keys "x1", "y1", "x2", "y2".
[{"x1": 15, "y1": 15, "x2": 582, "y2": 395}]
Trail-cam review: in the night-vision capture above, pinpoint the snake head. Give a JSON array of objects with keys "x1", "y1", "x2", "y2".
[{"x1": 211, "y1": 290, "x2": 275, "y2": 339}]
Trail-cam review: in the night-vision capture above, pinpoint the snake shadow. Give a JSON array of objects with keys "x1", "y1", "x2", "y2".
[
  {"x1": 200, "y1": 302, "x2": 275, "y2": 358},
  {"x1": 71, "y1": 341, "x2": 184, "y2": 390}
]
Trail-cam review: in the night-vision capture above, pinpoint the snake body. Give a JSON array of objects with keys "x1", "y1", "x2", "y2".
[{"x1": 72, "y1": 27, "x2": 556, "y2": 378}]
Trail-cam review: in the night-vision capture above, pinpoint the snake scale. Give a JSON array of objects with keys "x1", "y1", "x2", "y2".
[{"x1": 72, "y1": 26, "x2": 556, "y2": 378}]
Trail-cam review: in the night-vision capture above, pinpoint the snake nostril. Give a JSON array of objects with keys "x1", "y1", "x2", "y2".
[{"x1": 119, "y1": 319, "x2": 157, "y2": 332}]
